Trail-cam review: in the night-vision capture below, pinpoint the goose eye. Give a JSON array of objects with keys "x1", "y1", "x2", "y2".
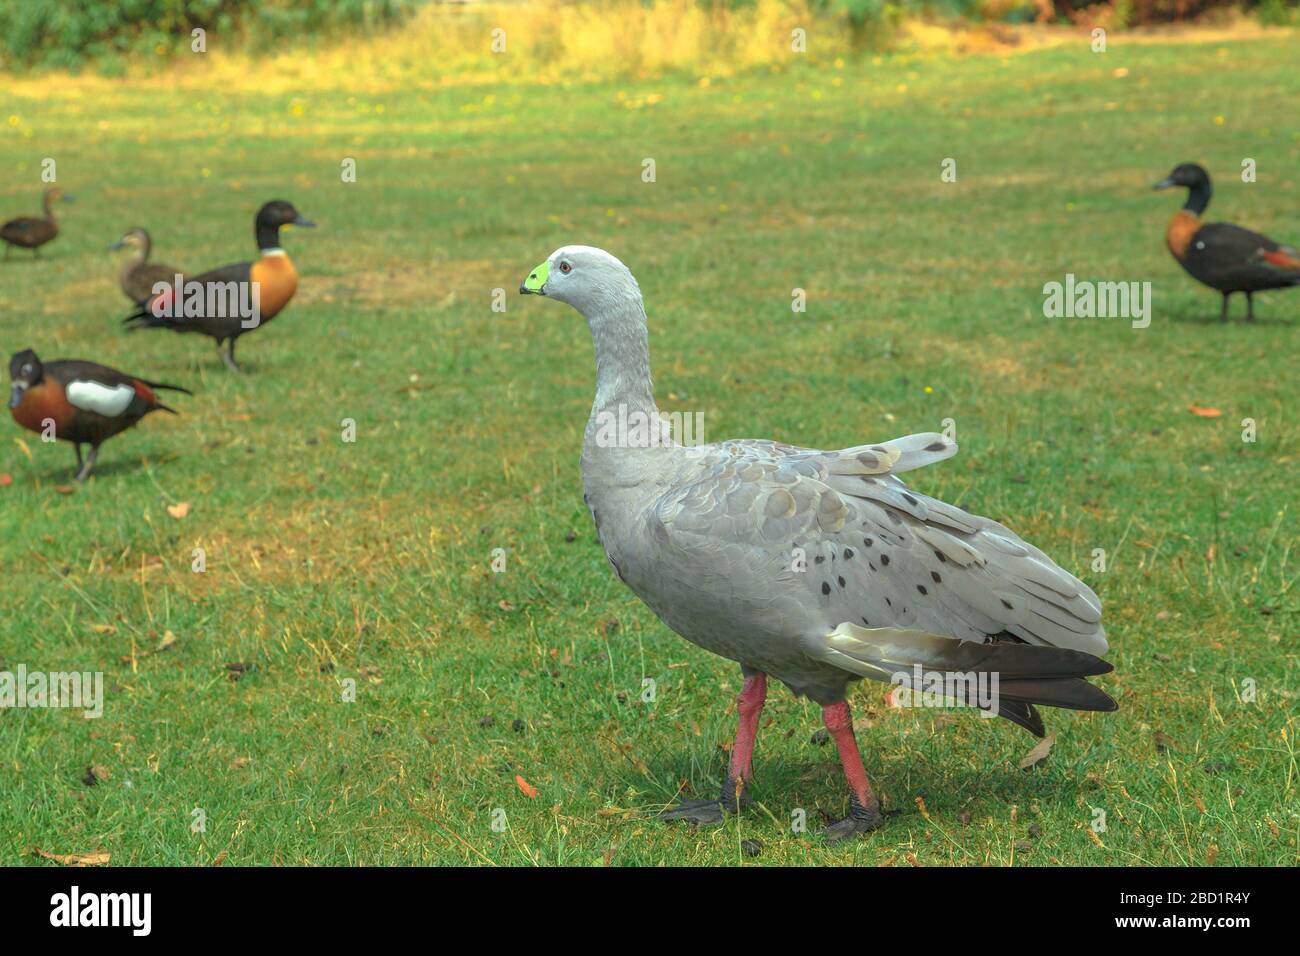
[{"x1": 559, "y1": 261, "x2": 572, "y2": 274}]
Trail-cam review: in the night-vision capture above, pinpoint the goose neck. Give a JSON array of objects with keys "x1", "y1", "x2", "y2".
[{"x1": 586, "y1": 294, "x2": 658, "y2": 419}]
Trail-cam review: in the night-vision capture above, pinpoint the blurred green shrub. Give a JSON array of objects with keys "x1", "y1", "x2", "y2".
[
  {"x1": 0, "y1": 0, "x2": 418, "y2": 69},
  {"x1": 1, "y1": 0, "x2": 1293, "y2": 71},
  {"x1": 812, "y1": 0, "x2": 1296, "y2": 33},
  {"x1": 1254, "y1": 0, "x2": 1300, "y2": 24}
]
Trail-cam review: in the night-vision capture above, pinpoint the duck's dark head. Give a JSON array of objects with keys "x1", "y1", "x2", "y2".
[
  {"x1": 255, "y1": 200, "x2": 315, "y2": 250},
  {"x1": 9, "y1": 349, "x2": 43, "y2": 410},
  {"x1": 109, "y1": 227, "x2": 150, "y2": 254},
  {"x1": 1154, "y1": 163, "x2": 1211, "y2": 216},
  {"x1": 1154, "y1": 163, "x2": 1210, "y2": 192}
]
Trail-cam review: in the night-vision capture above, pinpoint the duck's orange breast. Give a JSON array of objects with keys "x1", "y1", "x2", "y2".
[
  {"x1": 1166, "y1": 210, "x2": 1200, "y2": 260},
  {"x1": 11, "y1": 382, "x2": 74, "y2": 435},
  {"x1": 251, "y1": 253, "x2": 299, "y2": 320}
]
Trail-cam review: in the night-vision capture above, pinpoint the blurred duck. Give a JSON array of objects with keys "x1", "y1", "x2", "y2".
[
  {"x1": 111, "y1": 228, "x2": 184, "y2": 307},
  {"x1": 1, "y1": 188, "x2": 74, "y2": 259},
  {"x1": 123, "y1": 200, "x2": 315, "y2": 373},
  {"x1": 8, "y1": 349, "x2": 190, "y2": 482},
  {"x1": 1155, "y1": 163, "x2": 1300, "y2": 322}
]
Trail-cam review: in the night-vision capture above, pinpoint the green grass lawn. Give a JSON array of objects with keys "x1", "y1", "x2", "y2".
[{"x1": 0, "y1": 33, "x2": 1296, "y2": 866}]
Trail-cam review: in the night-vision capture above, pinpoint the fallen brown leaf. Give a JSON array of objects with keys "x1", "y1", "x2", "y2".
[
  {"x1": 515, "y1": 774, "x2": 538, "y2": 798},
  {"x1": 166, "y1": 501, "x2": 191, "y2": 519},
  {"x1": 32, "y1": 847, "x2": 109, "y2": 866},
  {"x1": 1019, "y1": 732, "x2": 1057, "y2": 771},
  {"x1": 1188, "y1": 405, "x2": 1223, "y2": 418}
]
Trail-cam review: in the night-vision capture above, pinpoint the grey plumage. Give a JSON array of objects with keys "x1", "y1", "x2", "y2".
[{"x1": 521, "y1": 245, "x2": 1115, "y2": 835}]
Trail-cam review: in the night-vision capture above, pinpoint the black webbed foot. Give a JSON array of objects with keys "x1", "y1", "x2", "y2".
[
  {"x1": 659, "y1": 775, "x2": 750, "y2": 826},
  {"x1": 822, "y1": 793, "x2": 886, "y2": 842}
]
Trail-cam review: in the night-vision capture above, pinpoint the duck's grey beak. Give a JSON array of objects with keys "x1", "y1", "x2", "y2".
[
  {"x1": 1152, "y1": 177, "x2": 1175, "y2": 190},
  {"x1": 62, "y1": 193, "x2": 76, "y2": 203},
  {"x1": 292, "y1": 215, "x2": 316, "y2": 228},
  {"x1": 9, "y1": 383, "x2": 26, "y2": 409},
  {"x1": 108, "y1": 239, "x2": 126, "y2": 251}
]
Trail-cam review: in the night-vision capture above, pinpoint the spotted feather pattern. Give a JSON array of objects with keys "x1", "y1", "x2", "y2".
[{"x1": 613, "y1": 432, "x2": 1105, "y2": 701}]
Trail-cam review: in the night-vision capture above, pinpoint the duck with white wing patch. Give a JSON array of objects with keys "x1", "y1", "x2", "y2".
[{"x1": 8, "y1": 349, "x2": 191, "y2": 482}]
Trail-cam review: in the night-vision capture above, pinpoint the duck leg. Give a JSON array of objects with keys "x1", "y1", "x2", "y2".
[
  {"x1": 73, "y1": 444, "x2": 83, "y2": 474},
  {"x1": 1245, "y1": 291, "x2": 1255, "y2": 323},
  {"x1": 217, "y1": 339, "x2": 241, "y2": 374},
  {"x1": 821, "y1": 700, "x2": 885, "y2": 841},
  {"x1": 1219, "y1": 292, "x2": 1231, "y2": 323},
  {"x1": 660, "y1": 671, "x2": 767, "y2": 825},
  {"x1": 74, "y1": 445, "x2": 98, "y2": 483}
]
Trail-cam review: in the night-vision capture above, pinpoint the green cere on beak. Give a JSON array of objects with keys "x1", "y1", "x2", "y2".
[{"x1": 520, "y1": 260, "x2": 549, "y2": 295}]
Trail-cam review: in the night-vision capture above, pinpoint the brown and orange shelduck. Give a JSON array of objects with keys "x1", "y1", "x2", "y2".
[
  {"x1": 8, "y1": 349, "x2": 191, "y2": 482},
  {"x1": 111, "y1": 227, "x2": 184, "y2": 307},
  {"x1": 123, "y1": 200, "x2": 315, "y2": 372},
  {"x1": 1155, "y1": 163, "x2": 1300, "y2": 322},
  {"x1": 1, "y1": 187, "x2": 74, "y2": 259}
]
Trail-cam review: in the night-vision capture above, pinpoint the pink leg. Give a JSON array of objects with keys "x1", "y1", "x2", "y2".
[
  {"x1": 727, "y1": 673, "x2": 768, "y2": 783},
  {"x1": 822, "y1": 700, "x2": 885, "y2": 840},
  {"x1": 660, "y1": 671, "x2": 767, "y2": 824}
]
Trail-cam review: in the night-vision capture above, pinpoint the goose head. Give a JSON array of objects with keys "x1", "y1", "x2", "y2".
[{"x1": 519, "y1": 245, "x2": 641, "y2": 318}]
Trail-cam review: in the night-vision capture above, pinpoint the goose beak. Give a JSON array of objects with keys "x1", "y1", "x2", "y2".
[
  {"x1": 520, "y1": 260, "x2": 549, "y2": 295},
  {"x1": 9, "y1": 383, "x2": 25, "y2": 409},
  {"x1": 1152, "y1": 177, "x2": 1175, "y2": 190}
]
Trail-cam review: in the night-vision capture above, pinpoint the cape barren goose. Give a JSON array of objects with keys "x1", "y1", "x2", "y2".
[
  {"x1": 520, "y1": 246, "x2": 1116, "y2": 840},
  {"x1": 1155, "y1": 163, "x2": 1300, "y2": 322}
]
